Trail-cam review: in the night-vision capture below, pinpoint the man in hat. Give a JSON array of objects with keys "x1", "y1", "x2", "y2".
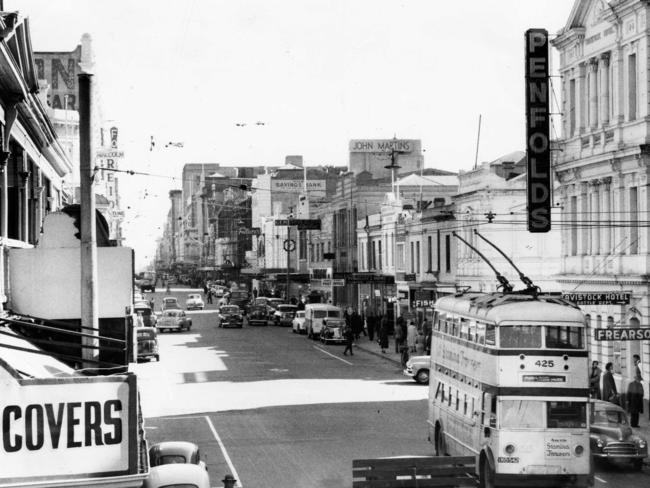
[{"x1": 222, "y1": 473, "x2": 237, "y2": 488}]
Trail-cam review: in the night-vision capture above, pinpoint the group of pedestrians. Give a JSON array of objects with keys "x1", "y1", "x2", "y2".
[{"x1": 589, "y1": 355, "x2": 646, "y2": 428}]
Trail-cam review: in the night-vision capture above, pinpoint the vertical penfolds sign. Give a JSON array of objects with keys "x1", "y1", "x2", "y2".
[{"x1": 525, "y1": 28, "x2": 551, "y2": 232}]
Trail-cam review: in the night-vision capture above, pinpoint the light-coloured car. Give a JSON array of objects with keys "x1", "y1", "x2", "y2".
[
  {"x1": 157, "y1": 309, "x2": 192, "y2": 332},
  {"x1": 185, "y1": 293, "x2": 205, "y2": 310},
  {"x1": 304, "y1": 303, "x2": 343, "y2": 339},
  {"x1": 292, "y1": 310, "x2": 306, "y2": 334},
  {"x1": 403, "y1": 355, "x2": 430, "y2": 384},
  {"x1": 161, "y1": 296, "x2": 181, "y2": 311},
  {"x1": 273, "y1": 304, "x2": 297, "y2": 326},
  {"x1": 143, "y1": 464, "x2": 210, "y2": 488},
  {"x1": 149, "y1": 441, "x2": 206, "y2": 470}
]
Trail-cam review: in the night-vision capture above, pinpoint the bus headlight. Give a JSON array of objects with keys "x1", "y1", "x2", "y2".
[
  {"x1": 505, "y1": 444, "x2": 516, "y2": 455},
  {"x1": 574, "y1": 445, "x2": 584, "y2": 456}
]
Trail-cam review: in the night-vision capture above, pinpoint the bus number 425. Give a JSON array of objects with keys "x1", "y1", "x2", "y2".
[{"x1": 535, "y1": 360, "x2": 554, "y2": 368}]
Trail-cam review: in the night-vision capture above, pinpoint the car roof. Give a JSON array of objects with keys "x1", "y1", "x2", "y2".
[
  {"x1": 145, "y1": 464, "x2": 209, "y2": 487},
  {"x1": 305, "y1": 304, "x2": 341, "y2": 310},
  {"x1": 163, "y1": 297, "x2": 178, "y2": 302},
  {"x1": 591, "y1": 399, "x2": 625, "y2": 412}
]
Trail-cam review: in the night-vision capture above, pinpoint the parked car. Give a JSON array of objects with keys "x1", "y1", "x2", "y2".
[
  {"x1": 157, "y1": 309, "x2": 192, "y2": 332},
  {"x1": 139, "y1": 271, "x2": 157, "y2": 293},
  {"x1": 149, "y1": 441, "x2": 206, "y2": 470},
  {"x1": 292, "y1": 310, "x2": 306, "y2": 334},
  {"x1": 143, "y1": 464, "x2": 210, "y2": 488},
  {"x1": 162, "y1": 296, "x2": 181, "y2": 311},
  {"x1": 229, "y1": 290, "x2": 250, "y2": 310},
  {"x1": 403, "y1": 355, "x2": 430, "y2": 384},
  {"x1": 217, "y1": 305, "x2": 244, "y2": 328},
  {"x1": 185, "y1": 293, "x2": 205, "y2": 311},
  {"x1": 272, "y1": 304, "x2": 297, "y2": 326},
  {"x1": 590, "y1": 399, "x2": 647, "y2": 470},
  {"x1": 319, "y1": 318, "x2": 347, "y2": 344},
  {"x1": 248, "y1": 305, "x2": 270, "y2": 326},
  {"x1": 266, "y1": 297, "x2": 285, "y2": 312},
  {"x1": 135, "y1": 327, "x2": 159, "y2": 362},
  {"x1": 134, "y1": 302, "x2": 157, "y2": 328},
  {"x1": 304, "y1": 303, "x2": 343, "y2": 339}
]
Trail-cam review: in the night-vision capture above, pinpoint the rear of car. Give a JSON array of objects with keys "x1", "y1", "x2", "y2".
[
  {"x1": 185, "y1": 293, "x2": 205, "y2": 310},
  {"x1": 273, "y1": 305, "x2": 297, "y2": 326},
  {"x1": 157, "y1": 310, "x2": 191, "y2": 332},
  {"x1": 136, "y1": 327, "x2": 159, "y2": 362},
  {"x1": 218, "y1": 306, "x2": 243, "y2": 328},
  {"x1": 319, "y1": 318, "x2": 346, "y2": 343},
  {"x1": 162, "y1": 297, "x2": 181, "y2": 311},
  {"x1": 248, "y1": 305, "x2": 269, "y2": 326},
  {"x1": 229, "y1": 290, "x2": 249, "y2": 310},
  {"x1": 292, "y1": 311, "x2": 306, "y2": 334}
]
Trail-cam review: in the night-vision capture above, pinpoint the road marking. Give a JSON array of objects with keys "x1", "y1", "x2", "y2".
[
  {"x1": 313, "y1": 345, "x2": 353, "y2": 365},
  {"x1": 595, "y1": 476, "x2": 607, "y2": 483},
  {"x1": 204, "y1": 415, "x2": 243, "y2": 488}
]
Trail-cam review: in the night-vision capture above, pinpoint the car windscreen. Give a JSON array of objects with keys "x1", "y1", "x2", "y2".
[
  {"x1": 327, "y1": 310, "x2": 341, "y2": 318},
  {"x1": 593, "y1": 408, "x2": 628, "y2": 425},
  {"x1": 163, "y1": 311, "x2": 180, "y2": 317},
  {"x1": 221, "y1": 307, "x2": 239, "y2": 314},
  {"x1": 313, "y1": 310, "x2": 327, "y2": 318},
  {"x1": 159, "y1": 454, "x2": 186, "y2": 464},
  {"x1": 278, "y1": 306, "x2": 296, "y2": 312}
]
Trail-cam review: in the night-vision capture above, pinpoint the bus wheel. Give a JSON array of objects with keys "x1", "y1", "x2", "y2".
[
  {"x1": 434, "y1": 424, "x2": 445, "y2": 456},
  {"x1": 480, "y1": 456, "x2": 495, "y2": 488}
]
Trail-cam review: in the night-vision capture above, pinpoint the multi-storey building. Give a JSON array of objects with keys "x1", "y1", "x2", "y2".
[{"x1": 553, "y1": 0, "x2": 649, "y2": 397}]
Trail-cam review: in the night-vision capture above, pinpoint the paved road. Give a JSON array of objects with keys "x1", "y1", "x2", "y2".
[{"x1": 133, "y1": 288, "x2": 650, "y2": 487}]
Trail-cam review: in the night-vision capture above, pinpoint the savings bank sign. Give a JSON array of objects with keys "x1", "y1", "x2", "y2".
[{"x1": 0, "y1": 375, "x2": 138, "y2": 485}]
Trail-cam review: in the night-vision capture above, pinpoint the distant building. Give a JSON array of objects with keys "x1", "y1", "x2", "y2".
[{"x1": 348, "y1": 138, "x2": 423, "y2": 178}]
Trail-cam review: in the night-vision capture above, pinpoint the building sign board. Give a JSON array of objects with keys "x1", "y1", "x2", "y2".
[
  {"x1": 274, "y1": 219, "x2": 321, "y2": 230},
  {"x1": 594, "y1": 328, "x2": 650, "y2": 341},
  {"x1": 561, "y1": 291, "x2": 631, "y2": 305},
  {"x1": 346, "y1": 273, "x2": 395, "y2": 285},
  {"x1": 271, "y1": 179, "x2": 326, "y2": 196},
  {"x1": 0, "y1": 375, "x2": 138, "y2": 485},
  {"x1": 97, "y1": 150, "x2": 125, "y2": 159},
  {"x1": 412, "y1": 299, "x2": 435, "y2": 308},
  {"x1": 332, "y1": 279, "x2": 345, "y2": 287},
  {"x1": 525, "y1": 28, "x2": 551, "y2": 233},
  {"x1": 349, "y1": 139, "x2": 417, "y2": 153},
  {"x1": 238, "y1": 227, "x2": 261, "y2": 236}
]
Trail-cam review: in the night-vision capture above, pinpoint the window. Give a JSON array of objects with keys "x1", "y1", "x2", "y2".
[
  {"x1": 500, "y1": 400, "x2": 545, "y2": 428},
  {"x1": 445, "y1": 234, "x2": 451, "y2": 272},
  {"x1": 427, "y1": 235, "x2": 432, "y2": 271},
  {"x1": 468, "y1": 320, "x2": 477, "y2": 342},
  {"x1": 500, "y1": 325, "x2": 542, "y2": 348},
  {"x1": 628, "y1": 53, "x2": 637, "y2": 120},
  {"x1": 436, "y1": 230, "x2": 441, "y2": 271},
  {"x1": 570, "y1": 196, "x2": 577, "y2": 256},
  {"x1": 378, "y1": 239, "x2": 382, "y2": 270},
  {"x1": 410, "y1": 241, "x2": 414, "y2": 273},
  {"x1": 396, "y1": 243, "x2": 404, "y2": 270},
  {"x1": 476, "y1": 321, "x2": 486, "y2": 344},
  {"x1": 547, "y1": 401, "x2": 587, "y2": 429},
  {"x1": 545, "y1": 326, "x2": 583, "y2": 349},
  {"x1": 569, "y1": 78, "x2": 576, "y2": 136},
  {"x1": 485, "y1": 323, "x2": 496, "y2": 345},
  {"x1": 460, "y1": 318, "x2": 469, "y2": 340},
  {"x1": 416, "y1": 241, "x2": 420, "y2": 274},
  {"x1": 630, "y1": 187, "x2": 638, "y2": 254}
]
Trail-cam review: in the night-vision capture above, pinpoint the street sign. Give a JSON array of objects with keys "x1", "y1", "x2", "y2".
[
  {"x1": 561, "y1": 291, "x2": 631, "y2": 305},
  {"x1": 283, "y1": 239, "x2": 296, "y2": 252},
  {"x1": 332, "y1": 279, "x2": 345, "y2": 287},
  {"x1": 97, "y1": 150, "x2": 125, "y2": 158},
  {"x1": 594, "y1": 328, "x2": 650, "y2": 341},
  {"x1": 274, "y1": 218, "x2": 321, "y2": 230}
]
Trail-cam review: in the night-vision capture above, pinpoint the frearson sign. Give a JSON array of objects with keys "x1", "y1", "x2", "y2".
[
  {"x1": 594, "y1": 328, "x2": 650, "y2": 341},
  {"x1": 0, "y1": 375, "x2": 138, "y2": 485},
  {"x1": 525, "y1": 28, "x2": 551, "y2": 232}
]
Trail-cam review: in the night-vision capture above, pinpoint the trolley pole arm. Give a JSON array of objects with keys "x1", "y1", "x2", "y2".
[
  {"x1": 452, "y1": 231, "x2": 513, "y2": 293},
  {"x1": 472, "y1": 230, "x2": 538, "y2": 292}
]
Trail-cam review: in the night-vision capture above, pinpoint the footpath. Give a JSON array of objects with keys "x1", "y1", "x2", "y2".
[{"x1": 353, "y1": 335, "x2": 650, "y2": 466}]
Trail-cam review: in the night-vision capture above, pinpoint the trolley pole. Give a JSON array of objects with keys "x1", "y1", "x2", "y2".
[{"x1": 79, "y1": 73, "x2": 99, "y2": 369}]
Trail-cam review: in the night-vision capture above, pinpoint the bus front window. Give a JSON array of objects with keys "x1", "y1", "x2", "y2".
[
  {"x1": 545, "y1": 326, "x2": 584, "y2": 349},
  {"x1": 500, "y1": 400, "x2": 544, "y2": 428},
  {"x1": 499, "y1": 325, "x2": 542, "y2": 348},
  {"x1": 547, "y1": 401, "x2": 587, "y2": 428}
]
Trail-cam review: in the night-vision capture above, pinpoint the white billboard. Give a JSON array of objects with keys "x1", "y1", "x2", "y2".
[
  {"x1": 0, "y1": 375, "x2": 138, "y2": 485},
  {"x1": 271, "y1": 179, "x2": 326, "y2": 197},
  {"x1": 349, "y1": 139, "x2": 418, "y2": 153}
]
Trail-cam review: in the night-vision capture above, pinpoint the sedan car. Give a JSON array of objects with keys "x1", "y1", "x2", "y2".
[
  {"x1": 162, "y1": 296, "x2": 181, "y2": 311},
  {"x1": 247, "y1": 305, "x2": 269, "y2": 326},
  {"x1": 590, "y1": 399, "x2": 647, "y2": 470},
  {"x1": 185, "y1": 293, "x2": 205, "y2": 311},
  {"x1": 157, "y1": 309, "x2": 192, "y2": 332},
  {"x1": 292, "y1": 310, "x2": 306, "y2": 334},
  {"x1": 319, "y1": 318, "x2": 347, "y2": 344},
  {"x1": 403, "y1": 355, "x2": 430, "y2": 384},
  {"x1": 143, "y1": 464, "x2": 210, "y2": 488},
  {"x1": 149, "y1": 441, "x2": 206, "y2": 470},
  {"x1": 273, "y1": 304, "x2": 297, "y2": 326},
  {"x1": 217, "y1": 305, "x2": 244, "y2": 328},
  {"x1": 136, "y1": 327, "x2": 159, "y2": 362},
  {"x1": 134, "y1": 302, "x2": 157, "y2": 328}
]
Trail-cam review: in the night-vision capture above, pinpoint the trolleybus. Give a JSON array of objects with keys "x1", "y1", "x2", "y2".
[{"x1": 428, "y1": 292, "x2": 593, "y2": 488}]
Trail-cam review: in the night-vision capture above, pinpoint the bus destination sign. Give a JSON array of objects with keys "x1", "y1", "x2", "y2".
[
  {"x1": 594, "y1": 328, "x2": 650, "y2": 341},
  {"x1": 561, "y1": 291, "x2": 631, "y2": 305}
]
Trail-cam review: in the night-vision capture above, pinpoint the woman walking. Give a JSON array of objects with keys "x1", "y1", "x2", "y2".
[{"x1": 379, "y1": 315, "x2": 389, "y2": 353}]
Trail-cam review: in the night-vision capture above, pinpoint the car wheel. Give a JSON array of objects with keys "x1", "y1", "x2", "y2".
[
  {"x1": 415, "y1": 369, "x2": 430, "y2": 384},
  {"x1": 292, "y1": 327, "x2": 296, "y2": 333},
  {"x1": 479, "y1": 455, "x2": 495, "y2": 488}
]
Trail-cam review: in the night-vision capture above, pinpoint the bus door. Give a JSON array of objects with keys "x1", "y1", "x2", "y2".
[{"x1": 481, "y1": 392, "x2": 497, "y2": 446}]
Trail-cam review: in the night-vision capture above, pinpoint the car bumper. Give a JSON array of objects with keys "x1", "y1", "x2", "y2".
[
  {"x1": 592, "y1": 452, "x2": 647, "y2": 460},
  {"x1": 403, "y1": 368, "x2": 415, "y2": 378},
  {"x1": 221, "y1": 321, "x2": 243, "y2": 328}
]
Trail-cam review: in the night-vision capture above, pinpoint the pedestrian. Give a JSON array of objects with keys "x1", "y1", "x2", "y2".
[
  {"x1": 415, "y1": 330, "x2": 425, "y2": 355},
  {"x1": 379, "y1": 315, "x2": 389, "y2": 353},
  {"x1": 222, "y1": 474, "x2": 237, "y2": 488},
  {"x1": 602, "y1": 362, "x2": 618, "y2": 405},
  {"x1": 395, "y1": 315, "x2": 405, "y2": 353},
  {"x1": 628, "y1": 354, "x2": 644, "y2": 427},
  {"x1": 207, "y1": 287, "x2": 213, "y2": 304},
  {"x1": 343, "y1": 321, "x2": 354, "y2": 356},
  {"x1": 407, "y1": 321, "x2": 417, "y2": 353},
  {"x1": 589, "y1": 360, "x2": 602, "y2": 399},
  {"x1": 351, "y1": 309, "x2": 364, "y2": 341},
  {"x1": 400, "y1": 341, "x2": 409, "y2": 368},
  {"x1": 203, "y1": 282, "x2": 209, "y2": 299},
  {"x1": 422, "y1": 317, "x2": 432, "y2": 354}
]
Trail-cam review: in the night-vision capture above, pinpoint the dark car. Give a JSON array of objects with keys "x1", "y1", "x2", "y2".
[
  {"x1": 149, "y1": 441, "x2": 206, "y2": 470},
  {"x1": 590, "y1": 399, "x2": 648, "y2": 470},
  {"x1": 272, "y1": 304, "x2": 297, "y2": 326},
  {"x1": 248, "y1": 305, "x2": 269, "y2": 326},
  {"x1": 217, "y1": 305, "x2": 244, "y2": 328},
  {"x1": 229, "y1": 290, "x2": 250, "y2": 311},
  {"x1": 136, "y1": 327, "x2": 159, "y2": 362},
  {"x1": 319, "y1": 318, "x2": 347, "y2": 344}
]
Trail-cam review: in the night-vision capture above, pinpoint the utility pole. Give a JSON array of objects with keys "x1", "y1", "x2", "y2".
[
  {"x1": 79, "y1": 73, "x2": 99, "y2": 369},
  {"x1": 285, "y1": 206, "x2": 295, "y2": 300}
]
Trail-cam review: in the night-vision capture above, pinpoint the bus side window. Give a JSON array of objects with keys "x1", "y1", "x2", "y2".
[
  {"x1": 453, "y1": 317, "x2": 460, "y2": 336},
  {"x1": 469, "y1": 320, "x2": 476, "y2": 342},
  {"x1": 476, "y1": 321, "x2": 486, "y2": 345},
  {"x1": 448, "y1": 386, "x2": 453, "y2": 407},
  {"x1": 485, "y1": 323, "x2": 496, "y2": 345},
  {"x1": 460, "y1": 318, "x2": 468, "y2": 340},
  {"x1": 455, "y1": 390, "x2": 460, "y2": 411},
  {"x1": 463, "y1": 394, "x2": 468, "y2": 415},
  {"x1": 434, "y1": 380, "x2": 442, "y2": 403}
]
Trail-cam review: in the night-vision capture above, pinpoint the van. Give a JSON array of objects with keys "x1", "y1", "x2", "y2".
[{"x1": 304, "y1": 303, "x2": 343, "y2": 339}]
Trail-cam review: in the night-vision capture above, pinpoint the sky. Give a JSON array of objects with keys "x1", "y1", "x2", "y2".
[{"x1": 8, "y1": 0, "x2": 575, "y2": 269}]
